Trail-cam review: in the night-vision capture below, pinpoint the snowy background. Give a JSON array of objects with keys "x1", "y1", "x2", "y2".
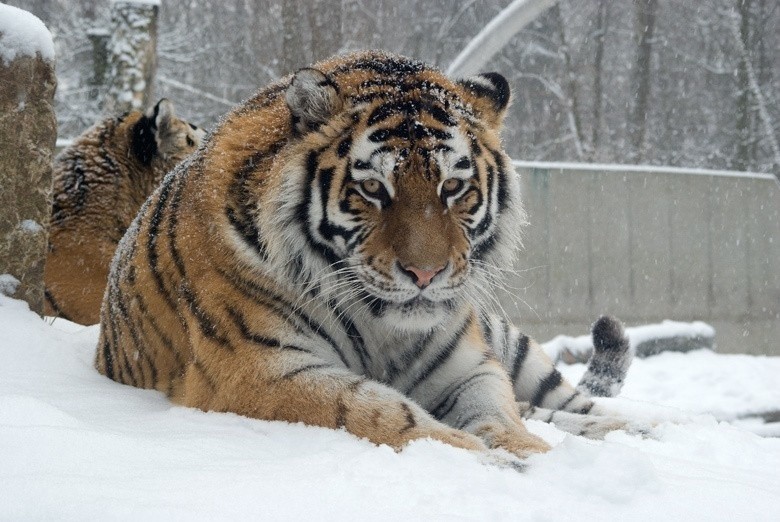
[
  {"x1": 5, "y1": 0, "x2": 780, "y2": 175},
  {"x1": 2, "y1": 293, "x2": 779, "y2": 520}
]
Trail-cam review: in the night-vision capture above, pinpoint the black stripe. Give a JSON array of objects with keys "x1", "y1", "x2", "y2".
[
  {"x1": 509, "y1": 335, "x2": 530, "y2": 384},
  {"x1": 147, "y1": 175, "x2": 179, "y2": 311},
  {"x1": 136, "y1": 294, "x2": 186, "y2": 369},
  {"x1": 104, "y1": 287, "x2": 132, "y2": 386},
  {"x1": 192, "y1": 359, "x2": 218, "y2": 393},
  {"x1": 471, "y1": 164, "x2": 495, "y2": 238},
  {"x1": 100, "y1": 339, "x2": 115, "y2": 381},
  {"x1": 279, "y1": 363, "x2": 331, "y2": 380},
  {"x1": 367, "y1": 100, "x2": 415, "y2": 126},
  {"x1": 226, "y1": 206, "x2": 268, "y2": 260},
  {"x1": 113, "y1": 285, "x2": 157, "y2": 388},
  {"x1": 44, "y1": 289, "x2": 72, "y2": 321},
  {"x1": 215, "y1": 267, "x2": 351, "y2": 367},
  {"x1": 180, "y1": 284, "x2": 232, "y2": 349},
  {"x1": 317, "y1": 167, "x2": 356, "y2": 244},
  {"x1": 531, "y1": 369, "x2": 564, "y2": 407},
  {"x1": 430, "y1": 370, "x2": 494, "y2": 420},
  {"x1": 478, "y1": 313, "x2": 493, "y2": 350},
  {"x1": 456, "y1": 412, "x2": 486, "y2": 430},
  {"x1": 328, "y1": 300, "x2": 369, "y2": 372},
  {"x1": 578, "y1": 402, "x2": 594, "y2": 415},
  {"x1": 167, "y1": 172, "x2": 190, "y2": 280},
  {"x1": 385, "y1": 328, "x2": 437, "y2": 384},
  {"x1": 490, "y1": 149, "x2": 510, "y2": 213},
  {"x1": 296, "y1": 151, "x2": 341, "y2": 266},
  {"x1": 226, "y1": 306, "x2": 313, "y2": 354},
  {"x1": 406, "y1": 318, "x2": 471, "y2": 394},
  {"x1": 557, "y1": 392, "x2": 578, "y2": 412},
  {"x1": 399, "y1": 402, "x2": 417, "y2": 433},
  {"x1": 333, "y1": 56, "x2": 426, "y2": 77}
]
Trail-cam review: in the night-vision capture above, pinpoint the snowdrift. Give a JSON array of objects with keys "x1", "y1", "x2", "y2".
[{"x1": 1, "y1": 294, "x2": 779, "y2": 520}]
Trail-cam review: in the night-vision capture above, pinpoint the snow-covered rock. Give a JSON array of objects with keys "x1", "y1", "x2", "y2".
[{"x1": 0, "y1": 4, "x2": 54, "y2": 63}]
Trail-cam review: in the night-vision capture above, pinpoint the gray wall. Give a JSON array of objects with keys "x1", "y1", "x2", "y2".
[{"x1": 500, "y1": 162, "x2": 780, "y2": 355}]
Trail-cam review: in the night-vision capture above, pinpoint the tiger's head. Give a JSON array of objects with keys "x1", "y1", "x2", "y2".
[
  {"x1": 266, "y1": 57, "x2": 524, "y2": 332},
  {"x1": 131, "y1": 98, "x2": 206, "y2": 178}
]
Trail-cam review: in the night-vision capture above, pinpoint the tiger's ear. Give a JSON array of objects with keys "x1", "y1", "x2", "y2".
[
  {"x1": 457, "y1": 72, "x2": 511, "y2": 130},
  {"x1": 285, "y1": 68, "x2": 343, "y2": 136},
  {"x1": 146, "y1": 98, "x2": 176, "y2": 133}
]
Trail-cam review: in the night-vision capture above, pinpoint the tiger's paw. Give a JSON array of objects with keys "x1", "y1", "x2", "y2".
[
  {"x1": 474, "y1": 422, "x2": 552, "y2": 459},
  {"x1": 419, "y1": 426, "x2": 489, "y2": 452}
]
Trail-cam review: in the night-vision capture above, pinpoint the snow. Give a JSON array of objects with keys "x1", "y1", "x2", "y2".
[
  {"x1": 18, "y1": 219, "x2": 43, "y2": 234},
  {"x1": 0, "y1": 274, "x2": 20, "y2": 296},
  {"x1": 1, "y1": 293, "x2": 780, "y2": 519},
  {"x1": 543, "y1": 320, "x2": 716, "y2": 361},
  {"x1": 0, "y1": 4, "x2": 55, "y2": 63}
]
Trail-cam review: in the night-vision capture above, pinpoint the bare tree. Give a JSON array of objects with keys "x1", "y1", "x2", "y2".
[{"x1": 627, "y1": 0, "x2": 658, "y2": 164}]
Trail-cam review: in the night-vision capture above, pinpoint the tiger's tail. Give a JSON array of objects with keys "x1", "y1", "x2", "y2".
[{"x1": 575, "y1": 316, "x2": 633, "y2": 398}]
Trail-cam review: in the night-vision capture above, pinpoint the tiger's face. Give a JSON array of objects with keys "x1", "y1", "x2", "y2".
[{"x1": 271, "y1": 68, "x2": 522, "y2": 331}]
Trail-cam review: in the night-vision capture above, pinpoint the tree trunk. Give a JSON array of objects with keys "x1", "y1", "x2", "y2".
[
  {"x1": 730, "y1": 0, "x2": 780, "y2": 179},
  {"x1": 308, "y1": 0, "x2": 343, "y2": 62},
  {"x1": 281, "y1": 0, "x2": 310, "y2": 75},
  {"x1": 87, "y1": 28, "x2": 110, "y2": 101},
  {"x1": 591, "y1": 0, "x2": 610, "y2": 160},
  {"x1": 734, "y1": 0, "x2": 753, "y2": 171},
  {"x1": 553, "y1": 3, "x2": 586, "y2": 160},
  {"x1": 627, "y1": 0, "x2": 658, "y2": 164},
  {"x1": 104, "y1": 1, "x2": 159, "y2": 114}
]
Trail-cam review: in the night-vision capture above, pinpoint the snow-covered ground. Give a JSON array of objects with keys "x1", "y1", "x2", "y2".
[{"x1": 2, "y1": 293, "x2": 779, "y2": 520}]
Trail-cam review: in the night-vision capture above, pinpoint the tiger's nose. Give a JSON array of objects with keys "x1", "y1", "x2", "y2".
[{"x1": 400, "y1": 264, "x2": 445, "y2": 289}]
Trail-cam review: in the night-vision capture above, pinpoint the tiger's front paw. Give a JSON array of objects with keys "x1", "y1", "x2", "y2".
[
  {"x1": 474, "y1": 423, "x2": 551, "y2": 459},
  {"x1": 418, "y1": 426, "x2": 489, "y2": 452}
]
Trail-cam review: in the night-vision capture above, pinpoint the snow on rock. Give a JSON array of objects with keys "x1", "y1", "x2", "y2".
[
  {"x1": 1, "y1": 293, "x2": 780, "y2": 520},
  {"x1": 0, "y1": 4, "x2": 54, "y2": 63},
  {"x1": 543, "y1": 320, "x2": 716, "y2": 361},
  {"x1": 0, "y1": 274, "x2": 20, "y2": 296}
]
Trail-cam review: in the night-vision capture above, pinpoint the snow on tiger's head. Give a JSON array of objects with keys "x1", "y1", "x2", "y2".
[{"x1": 258, "y1": 52, "x2": 526, "y2": 330}]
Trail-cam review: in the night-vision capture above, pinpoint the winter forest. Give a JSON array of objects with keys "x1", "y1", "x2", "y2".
[{"x1": 9, "y1": 0, "x2": 780, "y2": 175}]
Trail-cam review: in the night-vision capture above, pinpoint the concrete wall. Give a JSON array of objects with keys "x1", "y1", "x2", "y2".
[{"x1": 499, "y1": 162, "x2": 780, "y2": 355}]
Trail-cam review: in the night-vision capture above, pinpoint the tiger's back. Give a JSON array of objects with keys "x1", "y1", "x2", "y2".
[
  {"x1": 98, "y1": 51, "x2": 634, "y2": 457},
  {"x1": 45, "y1": 99, "x2": 204, "y2": 324}
]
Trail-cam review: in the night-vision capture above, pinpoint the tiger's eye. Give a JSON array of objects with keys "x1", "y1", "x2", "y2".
[
  {"x1": 361, "y1": 179, "x2": 382, "y2": 194},
  {"x1": 442, "y1": 178, "x2": 464, "y2": 195}
]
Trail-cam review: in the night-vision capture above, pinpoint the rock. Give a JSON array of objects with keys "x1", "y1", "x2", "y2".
[{"x1": 0, "y1": 6, "x2": 57, "y2": 315}]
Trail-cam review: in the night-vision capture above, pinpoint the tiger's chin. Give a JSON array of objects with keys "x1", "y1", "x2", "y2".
[{"x1": 369, "y1": 294, "x2": 460, "y2": 333}]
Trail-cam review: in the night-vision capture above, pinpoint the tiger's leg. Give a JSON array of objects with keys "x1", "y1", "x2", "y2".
[
  {"x1": 482, "y1": 314, "x2": 638, "y2": 438},
  {"x1": 403, "y1": 318, "x2": 550, "y2": 459},
  {"x1": 520, "y1": 404, "x2": 649, "y2": 439},
  {"x1": 176, "y1": 332, "x2": 488, "y2": 453},
  {"x1": 483, "y1": 315, "x2": 631, "y2": 412}
]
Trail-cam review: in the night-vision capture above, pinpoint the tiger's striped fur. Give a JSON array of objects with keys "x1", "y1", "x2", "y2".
[
  {"x1": 96, "y1": 52, "x2": 633, "y2": 458},
  {"x1": 45, "y1": 99, "x2": 205, "y2": 324}
]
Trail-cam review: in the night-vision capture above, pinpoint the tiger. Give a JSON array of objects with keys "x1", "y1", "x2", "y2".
[
  {"x1": 44, "y1": 99, "x2": 205, "y2": 325},
  {"x1": 96, "y1": 51, "x2": 636, "y2": 461}
]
